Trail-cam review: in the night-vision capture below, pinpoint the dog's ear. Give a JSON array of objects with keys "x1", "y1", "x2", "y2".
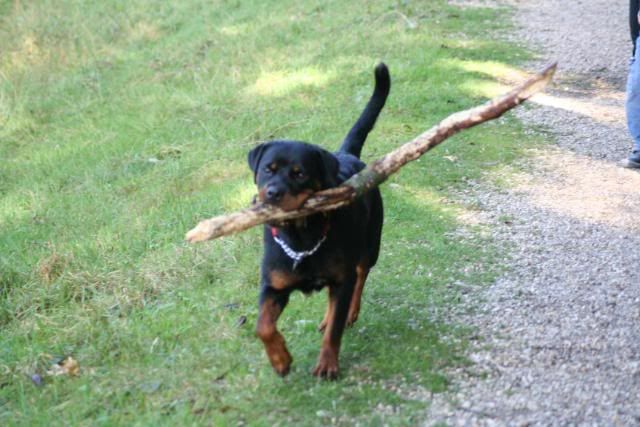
[
  {"x1": 315, "y1": 148, "x2": 339, "y2": 188},
  {"x1": 248, "y1": 143, "x2": 269, "y2": 182}
]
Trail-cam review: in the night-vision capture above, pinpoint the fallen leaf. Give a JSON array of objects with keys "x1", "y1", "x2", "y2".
[
  {"x1": 47, "y1": 356, "x2": 80, "y2": 377},
  {"x1": 61, "y1": 357, "x2": 80, "y2": 376}
]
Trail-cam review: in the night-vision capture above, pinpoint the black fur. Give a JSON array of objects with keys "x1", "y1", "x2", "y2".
[{"x1": 248, "y1": 63, "x2": 390, "y2": 379}]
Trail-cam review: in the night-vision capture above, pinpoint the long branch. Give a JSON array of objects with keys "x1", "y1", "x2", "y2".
[{"x1": 186, "y1": 62, "x2": 557, "y2": 243}]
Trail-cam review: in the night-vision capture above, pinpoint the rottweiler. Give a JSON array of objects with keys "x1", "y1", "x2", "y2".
[{"x1": 247, "y1": 63, "x2": 390, "y2": 379}]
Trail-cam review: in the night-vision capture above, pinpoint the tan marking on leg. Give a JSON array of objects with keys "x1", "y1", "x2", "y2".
[
  {"x1": 347, "y1": 262, "x2": 370, "y2": 327},
  {"x1": 256, "y1": 299, "x2": 292, "y2": 376},
  {"x1": 318, "y1": 288, "x2": 331, "y2": 332},
  {"x1": 313, "y1": 288, "x2": 340, "y2": 379}
]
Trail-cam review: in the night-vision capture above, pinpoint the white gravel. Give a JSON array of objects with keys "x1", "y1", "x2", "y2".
[{"x1": 424, "y1": 0, "x2": 640, "y2": 425}]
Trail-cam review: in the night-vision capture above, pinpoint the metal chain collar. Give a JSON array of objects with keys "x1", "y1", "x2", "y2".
[{"x1": 272, "y1": 233, "x2": 327, "y2": 270}]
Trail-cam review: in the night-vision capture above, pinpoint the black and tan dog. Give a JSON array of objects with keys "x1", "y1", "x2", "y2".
[{"x1": 247, "y1": 63, "x2": 390, "y2": 379}]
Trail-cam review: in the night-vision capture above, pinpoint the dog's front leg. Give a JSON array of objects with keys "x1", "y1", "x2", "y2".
[
  {"x1": 313, "y1": 275, "x2": 355, "y2": 380},
  {"x1": 256, "y1": 288, "x2": 292, "y2": 376}
]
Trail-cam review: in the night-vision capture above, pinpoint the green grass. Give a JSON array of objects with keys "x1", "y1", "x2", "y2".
[{"x1": 0, "y1": 0, "x2": 532, "y2": 425}]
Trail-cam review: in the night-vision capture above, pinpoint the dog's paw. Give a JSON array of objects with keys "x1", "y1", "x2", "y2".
[
  {"x1": 312, "y1": 349, "x2": 339, "y2": 380},
  {"x1": 269, "y1": 349, "x2": 293, "y2": 377},
  {"x1": 346, "y1": 309, "x2": 359, "y2": 327}
]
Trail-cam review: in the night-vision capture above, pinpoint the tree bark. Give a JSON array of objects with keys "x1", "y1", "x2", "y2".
[{"x1": 186, "y1": 62, "x2": 557, "y2": 243}]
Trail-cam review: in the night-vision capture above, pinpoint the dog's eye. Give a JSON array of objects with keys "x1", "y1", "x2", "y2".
[
  {"x1": 292, "y1": 170, "x2": 307, "y2": 180},
  {"x1": 264, "y1": 164, "x2": 277, "y2": 175}
]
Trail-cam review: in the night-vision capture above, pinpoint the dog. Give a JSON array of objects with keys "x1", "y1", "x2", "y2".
[{"x1": 247, "y1": 63, "x2": 390, "y2": 379}]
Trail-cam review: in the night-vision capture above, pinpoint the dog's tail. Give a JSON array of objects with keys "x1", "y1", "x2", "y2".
[{"x1": 338, "y1": 63, "x2": 390, "y2": 159}]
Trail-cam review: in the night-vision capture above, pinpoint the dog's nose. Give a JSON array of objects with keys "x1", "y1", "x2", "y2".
[{"x1": 265, "y1": 187, "x2": 284, "y2": 202}]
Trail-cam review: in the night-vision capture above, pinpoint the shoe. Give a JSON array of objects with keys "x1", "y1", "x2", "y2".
[{"x1": 619, "y1": 150, "x2": 640, "y2": 169}]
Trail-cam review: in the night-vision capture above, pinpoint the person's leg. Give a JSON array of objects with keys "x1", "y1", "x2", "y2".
[{"x1": 623, "y1": 40, "x2": 640, "y2": 168}]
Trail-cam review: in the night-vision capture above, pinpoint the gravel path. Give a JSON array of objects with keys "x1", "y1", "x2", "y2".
[{"x1": 424, "y1": 1, "x2": 640, "y2": 425}]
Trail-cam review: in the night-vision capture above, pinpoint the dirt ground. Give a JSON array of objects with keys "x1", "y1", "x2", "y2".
[{"x1": 424, "y1": 1, "x2": 640, "y2": 425}]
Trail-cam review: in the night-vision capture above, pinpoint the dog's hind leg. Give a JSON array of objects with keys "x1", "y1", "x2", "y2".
[
  {"x1": 347, "y1": 261, "x2": 370, "y2": 327},
  {"x1": 320, "y1": 261, "x2": 370, "y2": 332},
  {"x1": 318, "y1": 289, "x2": 331, "y2": 332}
]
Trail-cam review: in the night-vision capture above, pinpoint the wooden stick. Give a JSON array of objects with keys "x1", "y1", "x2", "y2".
[{"x1": 186, "y1": 62, "x2": 557, "y2": 243}]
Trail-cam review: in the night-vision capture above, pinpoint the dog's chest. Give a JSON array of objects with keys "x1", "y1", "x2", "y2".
[
  {"x1": 295, "y1": 252, "x2": 351, "y2": 291},
  {"x1": 300, "y1": 276, "x2": 331, "y2": 293}
]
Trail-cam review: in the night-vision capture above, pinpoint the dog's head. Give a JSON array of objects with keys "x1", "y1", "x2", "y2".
[{"x1": 248, "y1": 140, "x2": 339, "y2": 211}]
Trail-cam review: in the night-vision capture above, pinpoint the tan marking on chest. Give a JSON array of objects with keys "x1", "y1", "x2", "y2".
[{"x1": 269, "y1": 270, "x2": 301, "y2": 290}]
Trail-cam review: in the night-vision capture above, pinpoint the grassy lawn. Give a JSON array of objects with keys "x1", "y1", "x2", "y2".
[{"x1": 1, "y1": 0, "x2": 531, "y2": 425}]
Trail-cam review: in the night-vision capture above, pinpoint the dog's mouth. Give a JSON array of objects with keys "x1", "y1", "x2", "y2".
[{"x1": 258, "y1": 188, "x2": 313, "y2": 211}]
